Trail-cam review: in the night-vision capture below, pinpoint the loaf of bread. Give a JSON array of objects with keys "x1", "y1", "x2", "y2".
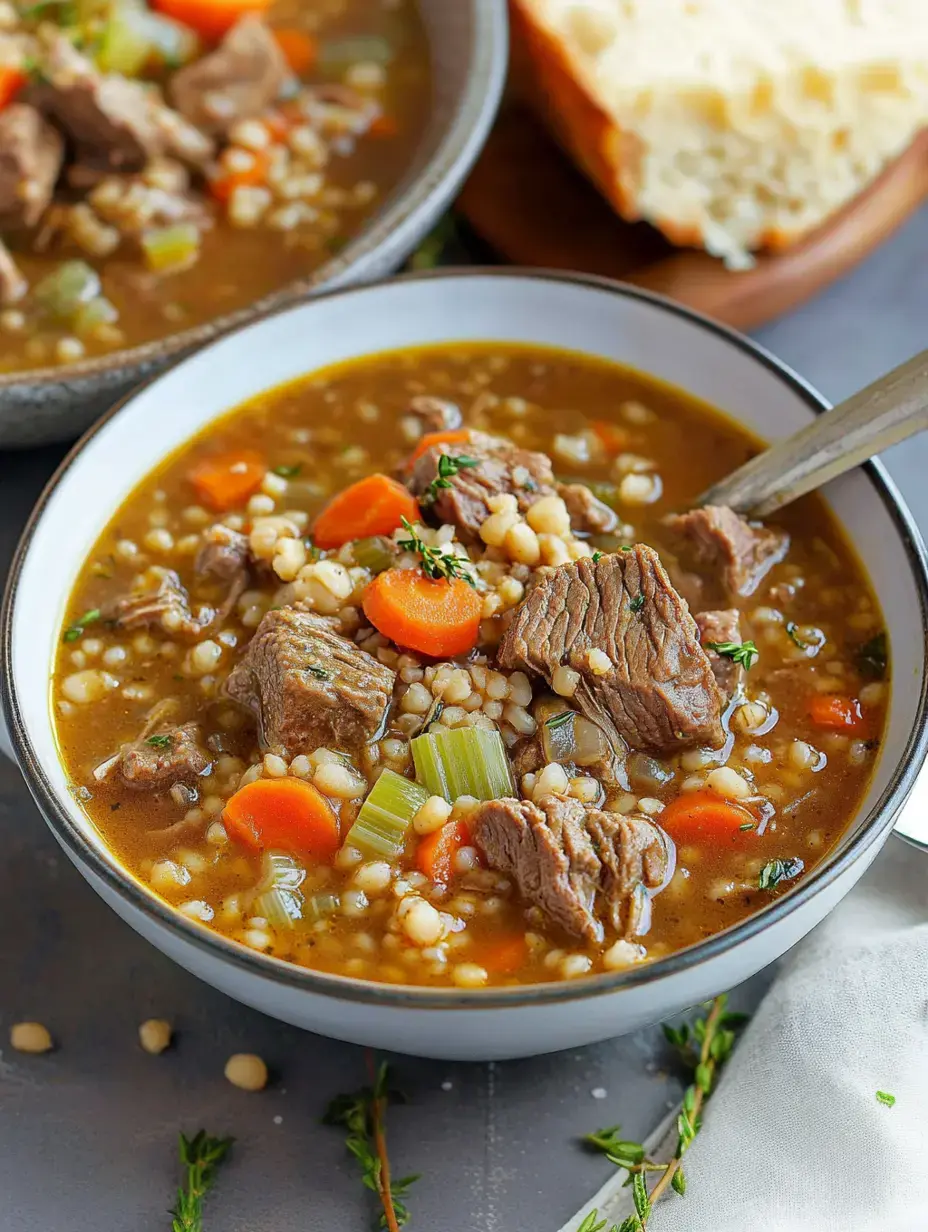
[{"x1": 511, "y1": 0, "x2": 928, "y2": 266}]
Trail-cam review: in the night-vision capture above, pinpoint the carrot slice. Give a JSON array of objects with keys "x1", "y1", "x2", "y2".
[
  {"x1": 416, "y1": 819, "x2": 472, "y2": 882},
  {"x1": 188, "y1": 448, "x2": 265, "y2": 511},
  {"x1": 223, "y1": 777, "x2": 339, "y2": 859},
  {"x1": 660, "y1": 790, "x2": 756, "y2": 845},
  {"x1": 408, "y1": 429, "x2": 473, "y2": 466},
  {"x1": 0, "y1": 67, "x2": 26, "y2": 110},
  {"x1": 272, "y1": 26, "x2": 317, "y2": 74},
  {"x1": 312, "y1": 473, "x2": 420, "y2": 550},
  {"x1": 368, "y1": 113, "x2": 398, "y2": 139},
  {"x1": 209, "y1": 149, "x2": 271, "y2": 204},
  {"x1": 590, "y1": 419, "x2": 628, "y2": 455},
  {"x1": 363, "y1": 567, "x2": 482, "y2": 657},
  {"x1": 481, "y1": 933, "x2": 528, "y2": 975},
  {"x1": 151, "y1": 0, "x2": 269, "y2": 41},
  {"x1": 809, "y1": 694, "x2": 868, "y2": 734}
]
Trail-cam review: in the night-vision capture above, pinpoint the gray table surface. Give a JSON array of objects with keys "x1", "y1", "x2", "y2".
[{"x1": 2, "y1": 208, "x2": 928, "y2": 1232}]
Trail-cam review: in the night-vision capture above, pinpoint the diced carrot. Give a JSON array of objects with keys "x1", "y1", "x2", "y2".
[
  {"x1": 482, "y1": 933, "x2": 528, "y2": 975},
  {"x1": 312, "y1": 473, "x2": 420, "y2": 549},
  {"x1": 223, "y1": 777, "x2": 340, "y2": 859},
  {"x1": 659, "y1": 790, "x2": 756, "y2": 846},
  {"x1": 408, "y1": 429, "x2": 473, "y2": 466},
  {"x1": 0, "y1": 67, "x2": 26, "y2": 110},
  {"x1": 362, "y1": 567, "x2": 482, "y2": 657},
  {"x1": 368, "y1": 113, "x2": 398, "y2": 139},
  {"x1": 188, "y1": 448, "x2": 265, "y2": 511},
  {"x1": 272, "y1": 26, "x2": 317, "y2": 74},
  {"x1": 261, "y1": 110, "x2": 290, "y2": 142},
  {"x1": 151, "y1": 0, "x2": 269, "y2": 42},
  {"x1": 209, "y1": 148, "x2": 271, "y2": 205},
  {"x1": 590, "y1": 419, "x2": 629, "y2": 455},
  {"x1": 416, "y1": 819, "x2": 472, "y2": 883},
  {"x1": 809, "y1": 694, "x2": 868, "y2": 734}
]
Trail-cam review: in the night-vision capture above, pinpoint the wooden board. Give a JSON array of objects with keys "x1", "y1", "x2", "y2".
[{"x1": 457, "y1": 106, "x2": 928, "y2": 330}]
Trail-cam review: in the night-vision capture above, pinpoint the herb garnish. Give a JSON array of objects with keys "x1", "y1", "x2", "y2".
[
  {"x1": 758, "y1": 857, "x2": 804, "y2": 891},
  {"x1": 307, "y1": 666, "x2": 330, "y2": 680},
  {"x1": 876, "y1": 1090, "x2": 896, "y2": 1108},
  {"x1": 169, "y1": 1130, "x2": 233, "y2": 1232},
  {"x1": 785, "y1": 621, "x2": 807, "y2": 649},
  {"x1": 857, "y1": 631, "x2": 888, "y2": 680},
  {"x1": 304, "y1": 537, "x2": 321, "y2": 561},
  {"x1": 324, "y1": 1059, "x2": 419, "y2": 1232},
  {"x1": 705, "y1": 640, "x2": 759, "y2": 670},
  {"x1": 592, "y1": 551, "x2": 603, "y2": 563},
  {"x1": 62, "y1": 608, "x2": 101, "y2": 643},
  {"x1": 273, "y1": 463, "x2": 302, "y2": 479},
  {"x1": 420, "y1": 453, "x2": 479, "y2": 506},
  {"x1": 397, "y1": 517, "x2": 475, "y2": 586},
  {"x1": 146, "y1": 734, "x2": 172, "y2": 749},
  {"x1": 583, "y1": 994, "x2": 748, "y2": 1229},
  {"x1": 629, "y1": 594, "x2": 645, "y2": 613},
  {"x1": 546, "y1": 711, "x2": 574, "y2": 731},
  {"x1": 738, "y1": 821, "x2": 755, "y2": 831}
]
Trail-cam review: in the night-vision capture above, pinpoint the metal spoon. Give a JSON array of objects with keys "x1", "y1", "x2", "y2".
[{"x1": 697, "y1": 348, "x2": 928, "y2": 852}]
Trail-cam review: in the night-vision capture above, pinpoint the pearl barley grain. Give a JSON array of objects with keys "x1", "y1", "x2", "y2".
[
  {"x1": 10, "y1": 1021, "x2": 53, "y2": 1053},
  {"x1": 139, "y1": 1018, "x2": 172, "y2": 1054},
  {"x1": 225, "y1": 1052, "x2": 268, "y2": 1091}
]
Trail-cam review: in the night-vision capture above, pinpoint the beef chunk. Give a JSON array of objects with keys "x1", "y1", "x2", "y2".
[
  {"x1": 498, "y1": 547, "x2": 724, "y2": 753},
  {"x1": 472, "y1": 794, "x2": 668, "y2": 942},
  {"x1": 0, "y1": 105, "x2": 63, "y2": 228},
  {"x1": 695, "y1": 609, "x2": 743, "y2": 700},
  {"x1": 556, "y1": 481, "x2": 618, "y2": 536},
  {"x1": 0, "y1": 238, "x2": 27, "y2": 304},
  {"x1": 170, "y1": 17, "x2": 287, "y2": 135},
  {"x1": 665, "y1": 505, "x2": 789, "y2": 598},
  {"x1": 224, "y1": 607, "x2": 395, "y2": 754},
  {"x1": 117, "y1": 723, "x2": 211, "y2": 792},
  {"x1": 103, "y1": 566, "x2": 211, "y2": 638},
  {"x1": 407, "y1": 395, "x2": 462, "y2": 435},
  {"x1": 195, "y1": 524, "x2": 252, "y2": 584},
  {"x1": 408, "y1": 430, "x2": 556, "y2": 541}
]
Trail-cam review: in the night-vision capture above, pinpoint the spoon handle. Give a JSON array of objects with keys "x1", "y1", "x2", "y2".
[{"x1": 697, "y1": 348, "x2": 928, "y2": 517}]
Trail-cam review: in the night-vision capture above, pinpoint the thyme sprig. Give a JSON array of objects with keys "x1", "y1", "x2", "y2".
[
  {"x1": 397, "y1": 517, "x2": 475, "y2": 587},
  {"x1": 582, "y1": 994, "x2": 748, "y2": 1231},
  {"x1": 169, "y1": 1130, "x2": 233, "y2": 1232},
  {"x1": 324, "y1": 1058, "x2": 419, "y2": 1231},
  {"x1": 705, "y1": 639, "x2": 759, "y2": 670},
  {"x1": 420, "y1": 452, "x2": 479, "y2": 506}
]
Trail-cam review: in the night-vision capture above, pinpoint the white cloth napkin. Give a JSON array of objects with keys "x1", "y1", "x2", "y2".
[{"x1": 561, "y1": 835, "x2": 928, "y2": 1232}]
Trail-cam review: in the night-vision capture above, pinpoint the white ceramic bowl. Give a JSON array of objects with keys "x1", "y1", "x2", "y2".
[{"x1": 3, "y1": 270, "x2": 927, "y2": 1060}]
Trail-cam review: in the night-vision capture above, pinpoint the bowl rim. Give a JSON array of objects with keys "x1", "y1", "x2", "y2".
[
  {"x1": 4, "y1": 266, "x2": 927, "y2": 1011},
  {"x1": 0, "y1": 0, "x2": 509, "y2": 393}
]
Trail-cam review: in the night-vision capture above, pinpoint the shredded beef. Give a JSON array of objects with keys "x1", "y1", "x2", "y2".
[
  {"x1": 695, "y1": 609, "x2": 743, "y2": 700},
  {"x1": 170, "y1": 16, "x2": 287, "y2": 135},
  {"x1": 0, "y1": 104, "x2": 63, "y2": 229},
  {"x1": 555, "y1": 482, "x2": 618, "y2": 536},
  {"x1": 498, "y1": 547, "x2": 724, "y2": 753},
  {"x1": 407, "y1": 395, "x2": 462, "y2": 435},
  {"x1": 665, "y1": 505, "x2": 789, "y2": 598},
  {"x1": 117, "y1": 722, "x2": 211, "y2": 792},
  {"x1": 224, "y1": 607, "x2": 395, "y2": 755},
  {"x1": 195, "y1": 524, "x2": 252, "y2": 584},
  {"x1": 102, "y1": 566, "x2": 212, "y2": 638}
]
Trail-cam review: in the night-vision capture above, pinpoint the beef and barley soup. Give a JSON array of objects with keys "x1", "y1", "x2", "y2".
[{"x1": 52, "y1": 344, "x2": 890, "y2": 988}]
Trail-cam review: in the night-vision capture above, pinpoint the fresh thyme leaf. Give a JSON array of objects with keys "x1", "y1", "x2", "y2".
[
  {"x1": 671, "y1": 1168, "x2": 686, "y2": 1196},
  {"x1": 705, "y1": 640, "x2": 759, "y2": 670},
  {"x1": 273, "y1": 463, "x2": 302, "y2": 478},
  {"x1": 169, "y1": 1130, "x2": 233, "y2": 1232},
  {"x1": 307, "y1": 666, "x2": 330, "y2": 680},
  {"x1": 758, "y1": 857, "x2": 804, "y2": 891},
  {"x1": 632, "y1": 1171, "x2": 651, "y2": 1222},
  {"x1": 420, "y1": 453, "x2": 480, "y2": 506},
  {"x1": 62, "y1": 607, "x2": 101, "y2": 643},
  {"x1": 629, "y1": 593, "x2": 645, "y2": 613},
  {"x1": 785, "y1": 621, "x2": 807, "y2": 649},
  {"x1": 592, "y1": 551, "x2": 603, "y2": 563},
  {"x1": 397, "y1": 517, "x2": 475, "y2": 587},
  {"x1": 876, "y1": 1090, "x2": 896, "y2": 1108},
  {"x1": 857, "y1": 631, "x2": 888, "y2": 679},
  {"x1": 146, "y1": 734, "x2": 172, "y2": 749},
  {"x1": 617, "y1": 1218, "x2": 641, "y2": 1232},
  {"x1": 545, "y1": 711, "x2": 575, "y2": 732},
  {"x1": 577, "y1": 1212, "x2": 619, "y2": 1232}
]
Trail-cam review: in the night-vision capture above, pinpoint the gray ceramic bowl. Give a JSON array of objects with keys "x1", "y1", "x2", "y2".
[{"x1": 0, "y1": 0, "x2": 508, "y2": 448}]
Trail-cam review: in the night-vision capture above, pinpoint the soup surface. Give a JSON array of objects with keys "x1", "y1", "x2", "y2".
[
  {"x1": 0, "y1": 0, "x2": 429, "y2": 372},
  {"x1": 52, "y1": 344, "x2": 890, "y2": 988}
]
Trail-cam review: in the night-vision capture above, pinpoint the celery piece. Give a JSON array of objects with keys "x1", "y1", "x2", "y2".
[
  {"x1": 253, "y1": 886, "x2": 303, "y2": 929},
  {"x1": 345, "y1": 768, "x2": 428, "y2": 858},
  {"x1": 73, "y1": 295, "x2": 118, "y2": 338},
  {"x1": 305, "y1": 893, "x2": 341, "y2": 921},
  {"x1": 260, "y1": 850, "x2": 306, "y2": 892},
  {"x1": 141, "y1": 223, "x2": 201, "y2": 273},
  {"x1": 33, "y1": 261, "x2": 101, "y2": 322},
  {"x1": 411, "y1": 728, "x2": 515, "y2": 802},
  {"x1": 351, "y1": 536, "x2": 395, "y2": 574},
  {"x1": 97, "y1": 4, "x2": 152, "y2": 76}
]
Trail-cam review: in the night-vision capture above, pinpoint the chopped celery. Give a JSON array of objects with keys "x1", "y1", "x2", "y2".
[
  {"x1": 305, "y1": 892, "x2": 340, "y2": 921},
  {"x1": 97, "y1": 4, "x2": 152, "y2": 76},
  {"x1": 33, "y1": 261, "x2": 101, "y2": 322},
  {"x1": 345, "y1": 768, "x2": 427, "y2": 858},
  {"x1": 73, "y1": 295, "x2": 118, "y2": 338},
  {"x1": 141, "y1": 223, "x2": 201, "y2": 273},
  {"x1": 411, "y1": 728, "x2": 515, "y2": 802},
  {"x1": 254, "y1": 886, "x2": 303, "y2": 929},
  {"x1": 260, "y1": 850, "x2": 306, "y2": 892},
  {"x1": 352, "y1": 536, "x2": 395, "y2": 574}
]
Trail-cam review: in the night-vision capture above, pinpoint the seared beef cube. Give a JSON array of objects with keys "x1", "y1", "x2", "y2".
[
  {"x1": 499, "y1": 547, "x2": 723, "y2": 753},
  {"x1": 408, "y1": 430, "x2": 556, "y2": 541},
  {"x1": 0, "y1": 105, "x2": 63, "y2": 228},
  {"x1": 103, "y1": 566, "x2": 209, "y2": 638},
  {"x1": 695, "y1": 609, "x2": 743, "y2": 700},
  {"x1": 555, "y1": 482, "x2": 618, "y2": 536},
  {"x1": 118, "y1": 723, "x2": 211, "y2": 791},
  {"x1": 195, "y1": 524, "x2": 252, "y2": 583},
  {"x1": 471, "y1": 794, "x2": 668, "y2": 942},
  {"x1": 665, "y1": 505, "x2": 789, "y2": 598},
  {"x1": 407, "y1": 395, "x2": 462, "y2": 435},
  {"x1": 170, "y1": 17, "x2": 287, "y2": 135},
  {"x1": 224, "y1": 607, "x2": 395, "y2": 755},
  {"x1": 0, "y1": 238, "x2": 27, "y2": 304}
]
